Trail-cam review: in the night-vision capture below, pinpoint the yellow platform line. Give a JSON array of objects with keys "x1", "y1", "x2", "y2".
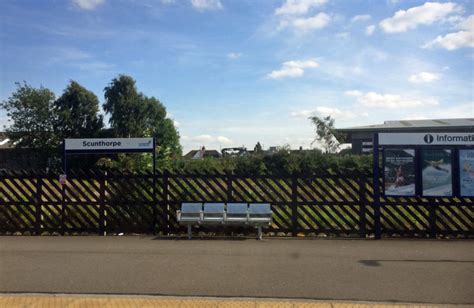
[{"x1": 0, "y1": 294, "x2": 450, "y2": 308}]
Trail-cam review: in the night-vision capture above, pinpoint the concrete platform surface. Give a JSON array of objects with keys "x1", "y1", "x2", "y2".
[
  {"x1": 0, "y1": 237, "x2": 472, "y2": 305},
  {"x1": 0, "y1": 294, "x2": 468, "y2": 308}
]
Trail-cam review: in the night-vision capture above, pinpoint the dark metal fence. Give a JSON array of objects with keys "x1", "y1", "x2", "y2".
[{"x1": 0, "y1": 169, "x2": 472, "y2": 238}]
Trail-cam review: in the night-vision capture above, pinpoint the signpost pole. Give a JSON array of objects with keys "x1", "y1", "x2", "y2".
[
  {"x1": 373, "y1": 133, "x2": 381, "y2": 240},
  {"x1": 152, "y1": 138, "x2": 157, "y2": 235}
]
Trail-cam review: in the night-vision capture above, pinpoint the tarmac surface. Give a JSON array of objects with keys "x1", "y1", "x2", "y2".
[{"x1": 0, "y1": 237, "x2": 472, "y2": 305}]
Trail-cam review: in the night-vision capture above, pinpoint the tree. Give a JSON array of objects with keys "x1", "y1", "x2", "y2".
[
  {"x1": 254, "y1": 142, "x2": 263, "y2": 153},
  {"x1": 101, "y1": 75, "x2": 182, "y2": 169},
  {"x1": 0, "y1": 82, "x2": 57, "y2": 149},
  {"x1": 103, "y1": 75, "x2": 143, "y2": 137},
  {"x1": 53, "y1": 81, "x2": 103, "y2": 140},
  {"x1": 309, "y1": 115, "x2": 344, "y2": 154}
]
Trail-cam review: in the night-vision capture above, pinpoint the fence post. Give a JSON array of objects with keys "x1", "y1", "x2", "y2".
[
  {"x1": 373, "y1": 133, "x2": 382, "y2": 239},
  {"x1": 429, "y1": 199, "x2": 437, "y2": 239},
  {"x1": 35, "y1": 173, "x2": 42, "y2": 235},
  {"x1": 226, "y1": 171, "x2": 233, "y2": 202},
  {"x1": 358, "y1": 175, "x2": 367, "y2": 238},
  {"x1": 291, "y1": 172, "x2": 298, "y2": 237},
  {"x1": 152, "y1": 170, "x2": 157, "y2": 235},
  {"x1": 162, "y1": 170, "x2": 169, "y2": 235},
  {"x1": 61, "y1": 174, "x2": 66, "y2": 235},
  {"x1": 99, "y1": 171, "x2": 106, "y2": 236}
]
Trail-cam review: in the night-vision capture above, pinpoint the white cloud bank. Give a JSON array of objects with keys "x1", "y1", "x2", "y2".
[
  {"x1": 291, "y1": 106, "x2": 368, "y2": 120},
  {"x1": 275, "y1": 0, "x2": 330, "y2": 33},
  {"x1": 183, "y1": 134, "x2": 233, "y2": 145},
  {"x1": 278, "y1": 12, "x2": 331, "y2": 32},
  {"x1": 345, "y1": 90, "x2": 439, "y2": 109},
  {"x1": 267, "y1": 59, "x2": 319, "y2": 79},
  {"x1": 275, "y1": 0, "x2": 327, "y2": 16},
  {"x1": 423, "y1": 15, "x2": 474, "y2": 50},
  {"x1": 190, "y1": 0, "x2": 222, "y2": 11},
  {"x1": 408, "y1": 72, "x2": 440, "y2": 83},
  {"x1": 72, "y1": 0, "x2": 105, "y2": 10},
  {"x1": 379, "y1": 2, "x2": 461, "y2": 33}
]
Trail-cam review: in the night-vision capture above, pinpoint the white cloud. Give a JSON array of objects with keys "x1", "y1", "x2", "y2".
[
  {"x1": 72, "y1": 0, "x2": 105, "y2": 10},
  {"x1": 402, "y1": 103, "x2": 474, "y2": 119},
  {"x1": 408, "y1": 72, "x2": 440, "y2": 83},
  {"x1": 191, "y1": 0, "x2": 222, "y2": 11},
  {"x1": 186, "y1": 134, "x2": 233, "y2": 145},
  {"x1": 216, "y1": 136, "x2": 232, "y2": 144},
  {"x1": 291, "y1": 106, "x2": 368, "y2": 120},
  {"x1": 267, "y1": 59, "x2": 319, "y2": 79},
  {"x1": 275, "y1": 0, "x2": 327, "y2": 16},
  {"x1": 227, "y1": 52, "x2": 242, "y2": 59},
  {"x1": 345, "y1": 90, "x2": 439, "y2": 109},
  {"x1": 365, "y1": 25, "x2": 375, "y2": 36},
  {"x1": 291, "y1": 13, "x2": 331, "y2": 31},
  {"x1": 351, "y1": 14, "x2": 371, "y2": 22},
  {"x1": 379, "y1": 2, "x2": 461, "y2": 33},
  {"x1": 423, "y1": 15, "x2": 474, "y2": 50}
]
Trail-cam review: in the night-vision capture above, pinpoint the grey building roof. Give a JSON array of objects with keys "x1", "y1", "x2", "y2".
[{"x1": 337, "y1": 118, "x2": 474, "y2": 132}]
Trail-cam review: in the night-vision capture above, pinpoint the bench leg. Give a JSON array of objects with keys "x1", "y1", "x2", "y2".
[
  {"x1": 257, "y1": 226, "x2": 262, "y2": 240},
  {"x1": 187, "y1": 225, "x2": 192, "y2": 239}
]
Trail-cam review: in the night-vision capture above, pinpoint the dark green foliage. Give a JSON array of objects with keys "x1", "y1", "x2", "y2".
[
  {"x1": 1, "y1": 82, "x2": 57, "y2": 149},
  {"x1": 53, "y1": 81, "x2": 103, "y2": 140},
  {"x1": 168, "y1": 150, "x2": 373, "y2": 176},
  {"x1": 103, "y1": 75, "x2": 182, "y2": 161}
]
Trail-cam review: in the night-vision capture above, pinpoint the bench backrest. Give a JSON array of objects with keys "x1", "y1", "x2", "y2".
[
  {"x1": 248, "y1": 203, "x2": 272, "y2": 215},
  {"x1": 204, "y1": 203, "x2": 225, "y2": 213},
  {"x1": 181, "y1": 203, "x2": 202, "y2": 213},
  {"x1": 226, "y1": 203, "x2": 248, "y2": 214}
]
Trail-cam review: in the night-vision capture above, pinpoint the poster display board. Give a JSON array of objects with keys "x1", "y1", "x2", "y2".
[
  {"x1": 459, "y1": 149, "x2": 474, "y2": 197},
  {"x1": 384, "y1": 148, "x2": 416, "y2": 196},
  {"x1": 422, "y1": 149, "x2": 453, "y2": 196}
]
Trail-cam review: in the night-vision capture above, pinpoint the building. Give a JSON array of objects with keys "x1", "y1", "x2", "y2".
[
  {"x1": 336, "y1": 118, "x2": 474, "y2": 155},
  {"x1": 183, "y1": 147, "x2": 222, "y2": 159}
]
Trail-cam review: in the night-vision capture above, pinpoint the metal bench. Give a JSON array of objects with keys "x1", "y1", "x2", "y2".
[
  {"x1": 248, "y1": 203, "x2": 272, "y2": 240},
  {"x1": 176, "y1": 202, "x2": 272, "y2": 240},
  {"x1": 176, "y1": 203, "x2": 202, "y2": 239}
]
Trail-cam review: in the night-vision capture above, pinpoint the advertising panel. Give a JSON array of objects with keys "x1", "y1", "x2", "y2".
[
  {"x1": 422, "y1": 149, "x2": 452, "y2": 196},
  {"x1": 459, "y1": 149, "x2": 474, "y2": 197},
  {"x1": 384, "y1": 149, "x2": 416, "y2": 196}
]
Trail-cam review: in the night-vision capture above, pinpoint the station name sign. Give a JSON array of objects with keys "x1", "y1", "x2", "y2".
[
  {"x1": 379, "y1": 133, "x2": 474, "y2": 146},
  {"x1": 65, "y1": 138, "x2": 154, "y2": 152}
]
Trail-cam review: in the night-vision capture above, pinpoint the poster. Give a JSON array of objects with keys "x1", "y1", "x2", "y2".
[
  {"x1": 422, "y1": 149, "x2": 452, "y2": 196},
  {"x1": 384, "y1": 149, "x2": 416, "y2": 196},
  {"x1": 459, "y1": 149, "x2": 474, "y2": 197}
]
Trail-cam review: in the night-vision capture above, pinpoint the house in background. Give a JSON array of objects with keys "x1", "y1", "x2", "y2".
[
  {"x1": 183, "y1": 146, "x2": 222, "y2": 159},
  {"x1": 336, "y1": 118, "x2": 474, "y2": 155}
]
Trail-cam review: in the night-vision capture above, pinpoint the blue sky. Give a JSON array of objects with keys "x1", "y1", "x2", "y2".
[{"x1": 0, "y1": 0, "x2": 473, "y2": 153}]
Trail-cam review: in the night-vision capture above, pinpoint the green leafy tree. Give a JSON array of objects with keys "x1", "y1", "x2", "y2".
[
  {"x1": 1, "y1": 82, "x2": 57, "y2": 149},
  {"x1": 254, "y1": 142, "x2": 263, "y2": 153},
  {"x1": 103, "y1": 75, "x2": 143, "y2": 137},
  {"x1": 309, "y1": 115, "x2": 344, "y2": 154},
  {"x1": 53, "y1": 81, "x2": 103, "y2": 140},
  {"x1": 101, "y1": 75, "x2": 181, "y2": 170}
]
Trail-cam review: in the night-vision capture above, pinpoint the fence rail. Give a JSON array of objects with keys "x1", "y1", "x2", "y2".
[{"x1": 0, "y1": 169, "x2": 472, "y2": 238}]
